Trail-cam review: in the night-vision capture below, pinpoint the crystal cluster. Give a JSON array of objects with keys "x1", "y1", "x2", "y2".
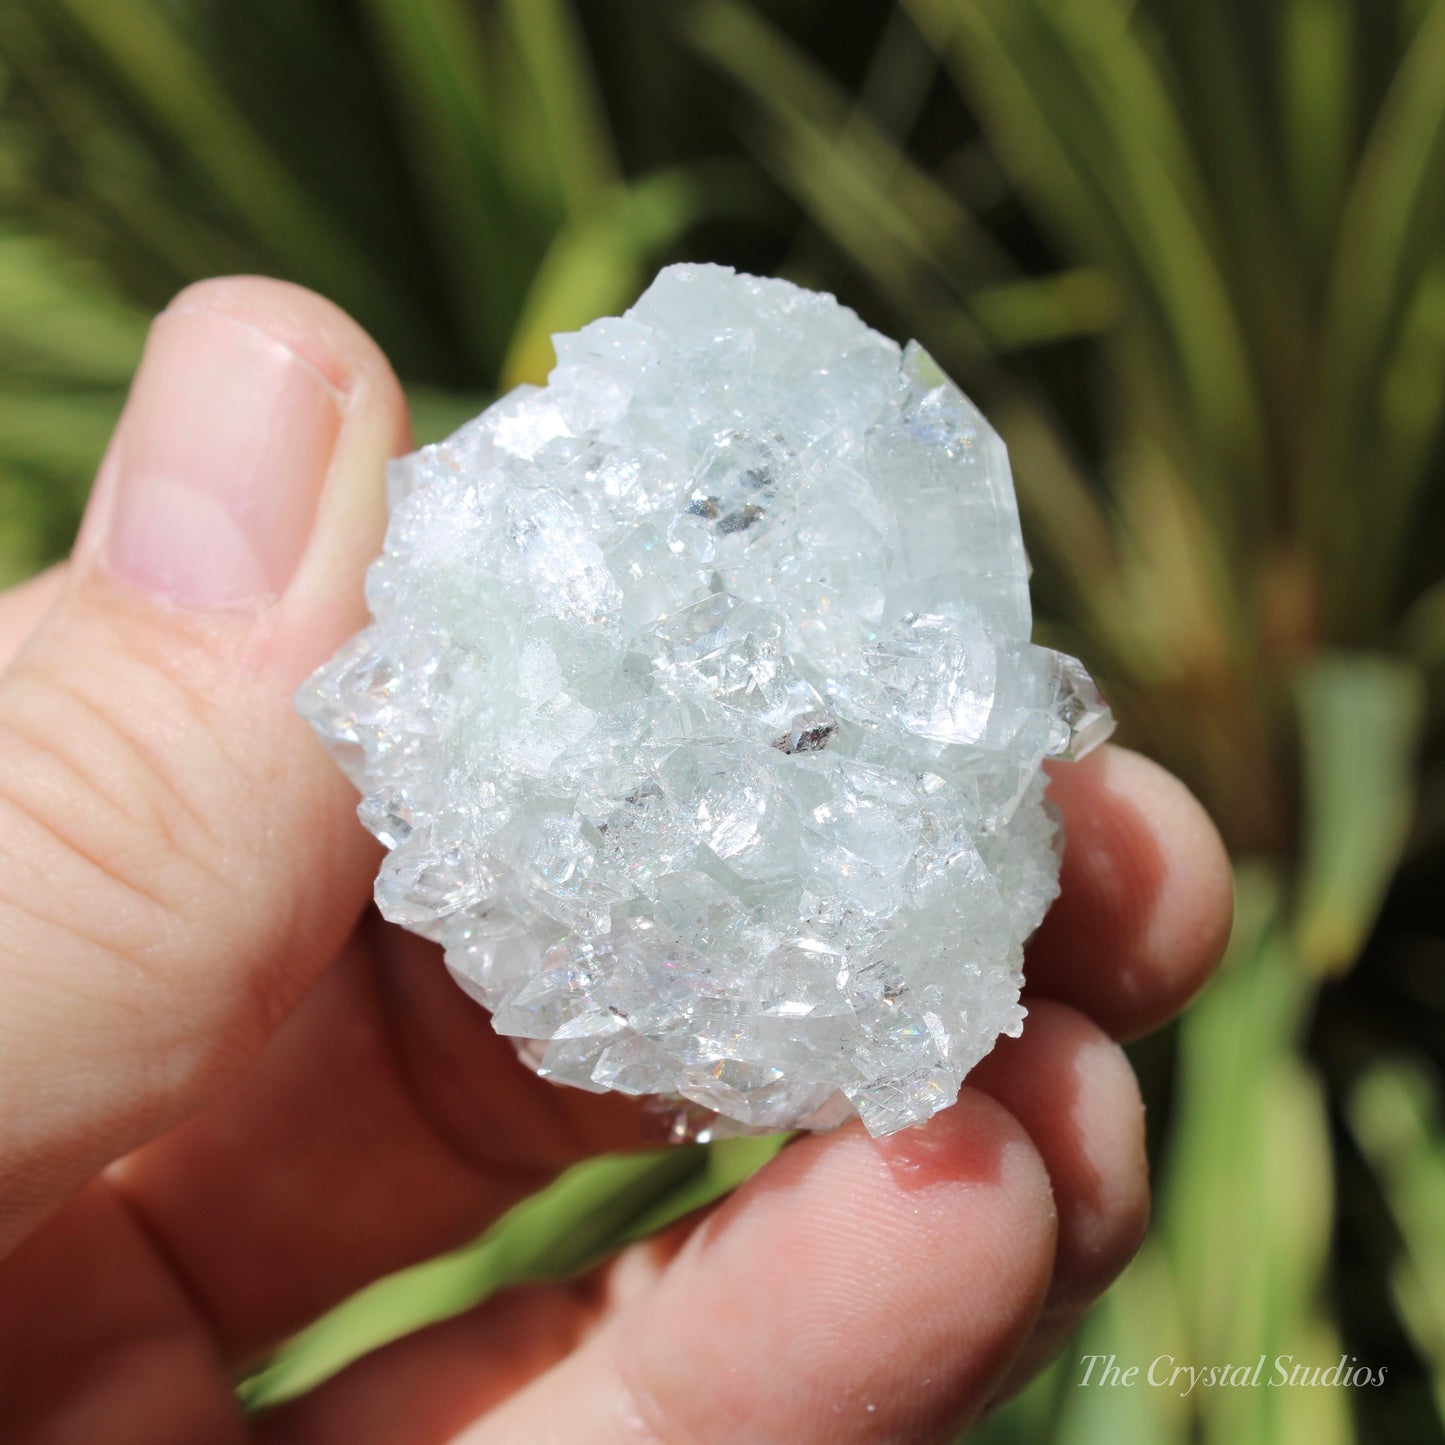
[{"x1": 298, "y1": 264, "x2": 1113, "y2": 1137}]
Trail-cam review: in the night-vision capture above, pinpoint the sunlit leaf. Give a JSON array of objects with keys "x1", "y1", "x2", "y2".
[
  {"x1": 500, "y1": 163, "x2": 756, "y2": 389},
  {"x1": 1349, "y1": 1060, "x2": 1445, "y2": 1430},
  {"x1": 497, "y1": 0, "x2": 617, "y2": 218},
  {"x1": 0, "y1": 228, "x2": 145, "y2": 379},
  {"x1": 1160, "y1": 865, "x2": 1351, "y2": 1445},
  {"x1": 237, "y1": 1149, "x2": 706, "y2": 1412},
  {"x1": 1293, "y1": 654, "x2": 1424, "y2": 974}
]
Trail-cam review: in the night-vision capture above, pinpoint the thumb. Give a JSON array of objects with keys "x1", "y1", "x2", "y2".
[{"x1": 0, "y1": 278, "x2": 407, "y2": 1251}]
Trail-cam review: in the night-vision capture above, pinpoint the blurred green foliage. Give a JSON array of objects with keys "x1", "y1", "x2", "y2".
[{"x1": 1, "y1": 2, "x2": 1443, "y2": 1441}]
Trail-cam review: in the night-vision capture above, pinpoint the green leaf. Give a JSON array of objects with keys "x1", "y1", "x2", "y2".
[
  {"x1": 1280, "y1": 0, "x2": 1354, "y2": 254},
  {"x1": 1149, "y1": 0, "x2": 1306, "y2": 411},
  {"x1": 237, "y1": 1148, "x2": 706, "y2": 1412},
  {"x1": 1054, "y1": 1243, "x2": 1189, "y2": 1444},
  {"x1": 1321, "y1": 0, "x2": 1445, "y2": 383},
  {"x1": 1159, "y1": 865, "x2": 1352, "y2": 1445},
  {"x1": 969, "y1": 266, "x2": 1121, "y2": 351},
  {"x1": 682, "y1": 0, "x2": 1015, "y2": 347},
  {"x1": 618, "y1": 1132, "x2": 788, "y2": 1242},
  {"x1": 1293, "y1": 653, "x2": 1424, "y2": 974},
  {"x1": 0, "y1": 228, "x2": 146, "y2": 381},
  {"x1": 405, "y1": 386, "x2": 489, "y2": 448},
  {"x1": 500, "y1": 163, "x2": 756, "y2": 390},
  {"x1": 0, "y1": 391, "x2": 122, "y2": 477},
  {"x1": 1372, "y1": 256, "x2": 1445, "y2": 594},
  {"x1": 356, "y1": 0, "x2": 527, "y2": 368},
  {"x1": 852, "y1": 3, "x2": 942, "y2": 143},
  {"x1": 1348, "y1": 1060, "x2": 1445, "y2": 1431},
  {"x1": 43, "y1": 0, "x2": 401, "y2": 327},
  {"x1": 1312, "y1": 0, "x2": 1445, "y2": 615},
  {"x1": 985, "y1": 392, "x2": 1122, "y2": 644},
  {"x1": 1402, "y1": 575, "x2": 1445, "y2": 678},
  {"x1": 0, "y1": 7, "x2": 253, "y2": 293},
  {"x1": 497, "y1": 0, "x2": 617, "y2": 219},
  {"x1": 905, "y1": 0, "x2": 1267, "y2": 524}
]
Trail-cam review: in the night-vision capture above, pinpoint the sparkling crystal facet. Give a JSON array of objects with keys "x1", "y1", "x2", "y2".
[{"x1": 298, "y1": 264, "x2": 1114, "y2": 1137}]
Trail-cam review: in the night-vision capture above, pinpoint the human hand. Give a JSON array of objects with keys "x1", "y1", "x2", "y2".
[{"x1": 0, "y1": 279, "x2": 1232, "y2": 1444}]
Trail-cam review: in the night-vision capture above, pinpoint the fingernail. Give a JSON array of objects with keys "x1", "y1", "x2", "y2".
[{"x1": 106, "y1": 305, "x2": 343, "y2": 607}]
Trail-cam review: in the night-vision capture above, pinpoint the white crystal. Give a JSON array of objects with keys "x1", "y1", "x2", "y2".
[{"x1": 298, "y1": 264, "x2": 1114, "y2": 1137}]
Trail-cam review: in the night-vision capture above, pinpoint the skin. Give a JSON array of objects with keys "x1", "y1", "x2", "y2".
[{"x1": 0, "y1": 279, "x2": 1233, "y2": 1444}]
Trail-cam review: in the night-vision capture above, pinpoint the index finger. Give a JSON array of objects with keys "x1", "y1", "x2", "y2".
[{"x1": 1027, "y1": 745, "x2": 1234, "y2": 1040}]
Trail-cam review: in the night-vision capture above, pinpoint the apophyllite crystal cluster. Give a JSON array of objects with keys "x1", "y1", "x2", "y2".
[{"x1": 298, "y1": 264, "x2": 1113, "y2": 1138}]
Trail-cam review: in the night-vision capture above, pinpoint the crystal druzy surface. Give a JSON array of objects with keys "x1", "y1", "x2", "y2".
[{"x1": 298, "y1": 264, "x2": 1113, "y2": 1137}]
